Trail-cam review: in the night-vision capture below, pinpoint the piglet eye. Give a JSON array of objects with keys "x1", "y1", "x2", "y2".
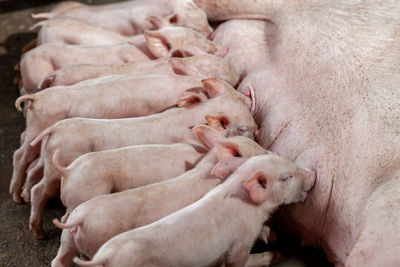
[{"x1": 280, "y1": 176, "x2": 292, "y2": 181}]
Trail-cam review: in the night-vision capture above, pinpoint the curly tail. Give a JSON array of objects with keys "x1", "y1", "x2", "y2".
[
  {"x1": 52, "y1": 150, "x2": 68, "y2": 176},
  {"x1": 31, "y1": 12, "x2": 53, "y2": 20},
  {"x1": 30, "y1": 126, "x2": 53, "y2": 147},
  {"x1": 15, "y1": 95, "x2": 35, "y2": 112},
  {"x1": 53, "y1": 218, "x2": 81, "y2": 229},
  {"x1": 29, "y1": 20, "x2": 47, "y2": 31},
  {"x1": 73, "y1": 257, "x2": 107, "y2": 267}
]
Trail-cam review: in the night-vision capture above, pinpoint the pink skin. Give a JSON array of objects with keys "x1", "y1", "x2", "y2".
[
  {"x1": 74, "y1": 154, "x2": 315, "y2": 267},
  {"x1": 32, "y1": 0, "x2": 212, "y2": 36},
  {"x1": 33, "y1": 18, "x2": 130, "y2": 47},
  {"x1": 52, "y1": 128, "x2": 267, "y2": 266},
  {"x1": 211, "y1": 19, "x2": 274, "y2": 84},
  {"x1": 28, "y1": 79, "x2": 257, "y2": 239},
  {"x1": 19, "y1": 42, "x2": 149, "y2": 94},
  {"x1": 56, "y1": 142, "x2": 206, "y2": 219},
  {"x1": 31, "y1": 16, "x2": 214, "y2": 57},
  {"x1": 40, "y1": 53, "x2": 237, "y2": 89},
  {"x1": 193, "y1": 0, "x2": 324, "y2": 21},
  {"x1": 16, "y1": 74, "x2": 206, "y2": 203},
  {"x1": 142, "y1": 24, "x2": 218, "y2": 59},
  {"x1": 233, "y1": 2, "x2": 400, "y2": 266},
  {"x1": 20, "y1": 24, "x2": 217, "y2": 94}
]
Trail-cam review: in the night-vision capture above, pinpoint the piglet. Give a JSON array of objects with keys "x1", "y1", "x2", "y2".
[
  {"x1": 32, "y1": 0, "x2": 212, "y2": 36},
  {"x1": 19, "y1": 42, "x2": 149, "y2": 94},
  {"x1": 74, "y1": 154, "x2": 315, "y2": 267},
  {"x1": 54, "y1": 142, "x2": 206, "y2": 220},
  {"x1": 39, "y1": 53, "x2": 237, "y2": 89},
  {"x1": 32, "y1": 18, "x2": 129, "y2": 47},
  {"x1": 51, "y1": 125, "x2": 266, "y2": 266},
  {"x1": 17, "y1": 74, "x2": 206, "y2": 203},
  {"x1": 27, "y1": 78, "x2": 257, "y2": 238},
  {"x1": 31, "y1": 16, "x2": 215, "y2": 57}
]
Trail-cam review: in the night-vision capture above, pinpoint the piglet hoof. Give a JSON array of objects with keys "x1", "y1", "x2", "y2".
[
  {"x1": 12, "y1": 191, "x2": 22, "y2": 204},
  {"x1": 29, "y1": 220, "x2": 45, "y2": 239},
  {"x1": 20, "y1": 189, "x2": 31, "y2": 204}
]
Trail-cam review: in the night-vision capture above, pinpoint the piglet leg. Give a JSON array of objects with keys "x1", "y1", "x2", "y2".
[
  {"x1": 51, "y1": 228, "x2": 78, "y2": 267},
  {"x1": 29, "y1": 174, "x2": 60, "y2": 239},
  {"x1": 10, "y1": 141, "x2": 40, "y2": 203}
]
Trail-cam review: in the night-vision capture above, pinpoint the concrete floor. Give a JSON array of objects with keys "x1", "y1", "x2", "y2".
[{"x1": 0, "y1": 1, "x2": 333, "y2": 266}]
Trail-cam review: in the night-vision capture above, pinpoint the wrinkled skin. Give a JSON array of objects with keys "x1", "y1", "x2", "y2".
[
  {"x1": 33, "y1": 0, "x2": 212, "y2": 36},
  {"x1": 39, "y1": 54, "x2": 237, "y2": 89},
  {"x1": 75, "y1": 154, "x2": 314, "y2": 267},
  {"x1": 58, "y1": 143, "x2": 206, "y2": 217},
  {"x1": 28, "y1": 80, "x2": 257, "y2": 239},
  {"x1": 16, "y1": 74, "x2": 207, "y2": 203},
  {"x1": 210, "y1": 1, "x2": 400, "y2": 266},
  {"x1": 19, "y1": 43, "x2": 149, "y2": 94},
  {"x1": 211, "y1": 19, "x2": 273, "y2": 84},
  {"x1": 51, "y1": 127, "x2": 267, "y2": 266}
]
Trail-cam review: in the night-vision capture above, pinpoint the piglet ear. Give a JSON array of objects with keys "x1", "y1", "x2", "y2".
[
  {"x1": 192, "y1": 125, "x2": 221, "y2": 150},
  {"x1": 144, "y1": 30, "x2": 170, "y2": 58},
  {"x1": 241, "y1": 171, "x2": 269, "y2": 204},
  {"x1": 216, "y1": 140, "x2": 240, "y2": 161},
  {"x1": 211, "y1": 157, "x2": 248, "y2": 180},
  {"x1": 178, "y1": 44, "x2": 206, "y2": 57},
  {"x1": 177, "y1": 88, "x2": 208, "y2": 107},
  {"x1": 166, "y1": 13, "x2": 179, "y2": 25},
  {"x1": 215, "y1": 45, "x2": 229, "y2": 58},
  {"x1": 201, "y1": 78, "x2": 227, "y2": 98},
  {"x1": 205, "y1": 115, "x2": 229, "y2": 132},
  {"x1": 168, "y1": 58, "x2": 202, "y2": 76}
]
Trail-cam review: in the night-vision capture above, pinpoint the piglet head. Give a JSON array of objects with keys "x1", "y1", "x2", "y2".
[
  {"x1": 226, "y1": 154, "x2": 316, "y2": 206},
  {"x1": 168, "y1": 53, "x2": 238, "y2": 86},
  {"x1": 201, "y1": 78, "x2": 257, "y2": 139},
  {"x1": 171, "y1": 1, "x2": 213, "y2": 36},
  {"x1": 176, "y1": 78, "x2": 257, "y2": 140},
  {"x1": 211, "y1": 135, "x2": 268, "y2": 180},
  {"x1": 144, "y1": 24, "x2": 216, "y2": 59}
]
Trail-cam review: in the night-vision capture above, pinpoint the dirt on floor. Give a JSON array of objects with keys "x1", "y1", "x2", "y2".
[{"x1": 0, "y1": 1, "x2": 332, "y2": 266}]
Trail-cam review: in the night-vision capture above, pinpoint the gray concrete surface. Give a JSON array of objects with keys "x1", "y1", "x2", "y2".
[{"x1": 0, "y1": 1, "x2": 333, "y2": 266}]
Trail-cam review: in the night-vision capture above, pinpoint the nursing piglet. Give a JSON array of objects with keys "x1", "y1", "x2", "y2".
[
  {"x1": 55, "y1": 142, "x2": 206, "y2": 220},
  {"x1": 17, "y1": 74, "x2": 206, "y2": 203},
  {"x1": 32, "y1": 0, "x2": 212, "y2": 36},
  {"x1": 32, "y1": 18, "x2": 129, "y2": 47},
  {"x1": 19, "y1": 43, "x2": 149, "y2": 94},
  {"x1": 28, "y1": 78, "x2": 257, "y2": 238},
  {"x1": 74, "y1": 154, "x2": 315, "y2": 267},
  {"x1": 39, "y1": 53, "x2": 237, "y2": 89},
  {"x1": 51, "y1": 126, "x2": 266, "y2": 266},
  {"x1": 32, "y1": 16, "x2": 215, "y2": 57}
]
